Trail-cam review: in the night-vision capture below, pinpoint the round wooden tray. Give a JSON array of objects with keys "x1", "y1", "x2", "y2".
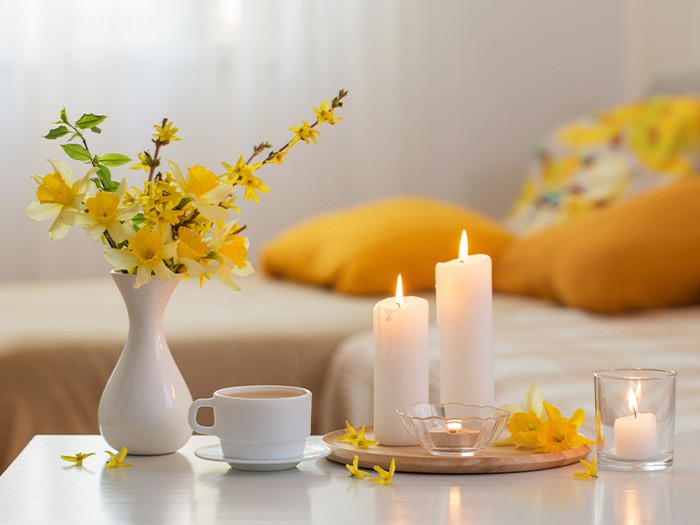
[{"x1": 322, "y1": 426, "x2": 593, "y2": 474}]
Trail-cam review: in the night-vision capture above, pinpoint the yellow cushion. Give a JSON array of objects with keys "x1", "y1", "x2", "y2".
[
  {"x1": 261, "y1": 197, "x2": 514, "y2": 295},
  {"x1": 494, "y1": 178, "x2": 700, "y2": 313}
]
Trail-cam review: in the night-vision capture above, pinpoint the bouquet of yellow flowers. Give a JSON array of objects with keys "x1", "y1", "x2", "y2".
[{"x1": 26, "y1": 90, "x2": 347, "y2": 289}]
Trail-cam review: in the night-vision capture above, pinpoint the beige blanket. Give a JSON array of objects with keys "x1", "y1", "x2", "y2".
[{"x1": 0, "y1": 274, "x2": 380, "y2": 472}]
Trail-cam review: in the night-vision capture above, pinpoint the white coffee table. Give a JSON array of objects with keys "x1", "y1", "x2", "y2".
[{"x1": 1, "y1": 434, "x2": 699, "y2": 524}]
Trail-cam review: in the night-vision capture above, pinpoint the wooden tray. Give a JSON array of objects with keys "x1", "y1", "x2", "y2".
[{"x1": 322, "y1": 426, "x2": 593, "y2": 474}]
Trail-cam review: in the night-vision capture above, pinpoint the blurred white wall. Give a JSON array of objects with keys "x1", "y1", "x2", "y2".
[{"x1": 1, "y1": 0, "x2": 691, "y2": 283}]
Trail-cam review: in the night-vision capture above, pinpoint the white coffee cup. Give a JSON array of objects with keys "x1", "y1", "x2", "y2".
[{"x1": 188, "y1": 385, "x2": 312, "y2": 460}]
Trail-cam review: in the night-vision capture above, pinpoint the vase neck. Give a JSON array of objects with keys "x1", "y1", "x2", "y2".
[{"x1": 112, "y1": 273, "x2": 180, "y2": 326}]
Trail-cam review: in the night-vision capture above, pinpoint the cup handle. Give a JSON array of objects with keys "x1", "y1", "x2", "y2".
[{"x1": 188, "y1": 397, "x2": 216, "y2": 435}]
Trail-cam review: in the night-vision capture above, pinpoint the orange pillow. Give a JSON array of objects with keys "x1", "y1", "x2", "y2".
[
  {"x1": 261, "y1": 197, "x2": 514, "y2": 295},
  {"x1": 494, "y1": 178, "x2": 700, "y2": 313}
]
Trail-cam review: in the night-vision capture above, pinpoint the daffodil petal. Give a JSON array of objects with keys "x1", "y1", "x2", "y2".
[
  {"x1": 197, "y1": 202, "x2": 230, "y2": 223},
  {"x1": 25, "y1": 201, "x2": 60, "y2": 221},
  {"x1": 135, "y1": 264, "x2": 153, "y2": 289},
  {"x1": 47, "y1": 159, "x2": 73, "y2": 185},
  {"x1": 48, "y1": 214, "x2": 72, "y2": 240},
  {"x1": 569, "y1": 408, "x2": 586, "y2": 429},
  {"x1": 543, "y1": 401, "x2": 562, "y2": 421},
  {"x1": 151, "y1": 259, "x2": 176, "y2": 281},
  {"x1": 104, "y1": 248, "x2": 138, "y2": 270},
  {"x1": 525, "y1": 385, "x2": 545, "y2": 417}
]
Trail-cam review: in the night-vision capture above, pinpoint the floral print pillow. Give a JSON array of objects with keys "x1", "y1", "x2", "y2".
[{"x1": 506, "y1": 96, "x2": 700, "y2": 236}]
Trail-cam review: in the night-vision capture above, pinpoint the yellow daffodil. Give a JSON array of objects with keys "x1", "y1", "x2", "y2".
[
  {"x1": 314, "y1": 100, "x2": 343, "y2": 125},
  {"x1": 176, "y1": 226, "x2": 209, "y2": 260},
  {"x1": 368, "y1": 458, "x2": 395, "y2": 485},
  {"x1": 501, "y1": 388, "x2": 594, "y2": 453},
  {"x1": 25, "y1": 160, "x2": 92, "y2": 240},
  {"x1": 573, "y1": 456, "x2": 598, "y2": 480},
  {"x1": 346, "y1": 455, "x2": 370, "y2": 479},
  {"x1": 203, "y1": 221, "x2": 253, "y2": 290},
  {"x1": 497, "y1": 385, "x2": 546, "y2": 446},
  {"x1": 289, "y1": 121, "x2": 320, "y2": 145},
  {"x1": 533, "y1": 402, "x2": 594, "y2": 453},
  {"x1": 508, "y1": 411, "x2": 545, "y2": 448},
  {"x1": 105, "y1": 447, "x2": 132, "y2": 468},
  {"x1": 104, "y1": 225, "x2": 177, "y2": 288},
  {"x1": 152, "y1": 121, "x2": 181, "y2": 144},
  {"x1": 84, "y1": 180, "x2": 138, "y2": 243},
  {"x1": 169, "y1": 161, "x2": 232, "y2": 222},
  {"x1": 60, "y1": 452, "x2": 95, "y2": 466}
]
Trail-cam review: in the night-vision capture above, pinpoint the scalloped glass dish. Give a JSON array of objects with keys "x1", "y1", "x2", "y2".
[{"x1": 397, "y1": 403, "x2": 509, "y2": 457}]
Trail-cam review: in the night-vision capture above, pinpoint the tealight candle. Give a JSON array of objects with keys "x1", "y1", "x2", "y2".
[
  {"x1": 373, "y1": 274, "x2": 429, "y2": 445},
  {"x1": 435, "y1": 230, "x2": 494, "y2": 406},
  {"x1": 614, "y1": 385, "x2": 658, "y2": 459},
  {"x1": 428, "y1": 419, "x2": 479, "y2": 448}
]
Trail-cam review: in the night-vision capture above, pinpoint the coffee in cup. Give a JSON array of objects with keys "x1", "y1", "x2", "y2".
[{"x1": 188, "y1": 385, "x2": 311, "y2": 461}]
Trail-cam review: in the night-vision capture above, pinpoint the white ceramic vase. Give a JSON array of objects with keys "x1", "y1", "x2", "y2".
[{"x1": 98, "y1": 271, "x2": 193, "y2": 454}]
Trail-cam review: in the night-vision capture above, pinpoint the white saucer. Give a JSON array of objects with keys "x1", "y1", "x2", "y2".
[{"x1": 194, "y1": 440, "x2": 331, "y2": 472}]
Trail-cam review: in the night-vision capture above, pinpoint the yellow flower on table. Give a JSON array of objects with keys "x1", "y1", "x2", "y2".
[
  {"x1": 337, "y1": 421, "x2": 362, "y2": 444},
  {"x1": 508, "y1": 411, "x2": 545, "y2": 449},
  {"x1": 105, "y1": 447, "x2": 132, "y2": 468},
  {"x1": 353, "y1": 426, "x2": 380, "y2": 449},
  {"x1": 60, "y1": 452, "x2": 95, "y2": 466},
  {"x1": 345, "y1": 455, "x2": 369, "y2": 479},
  {"x1": 336, "y1": 421, "x2": 379, "y2": 449},
  {"x1": 533, "y1": 402, "x2": 594, "y2": 454},
  {"x1": 573, "y1": 457, "x2": 598, "y2": 480},
  {"x1": 368, "y1": 458, "x2": 395, "y2": 485}
]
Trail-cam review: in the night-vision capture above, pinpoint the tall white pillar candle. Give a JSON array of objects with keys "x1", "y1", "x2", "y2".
[
  {"x1": 435, "y1": 230, "x2": 494, "y2": 406},
  {"x1": 373, "y1": 275, "x2": 429, "y2": 445}
]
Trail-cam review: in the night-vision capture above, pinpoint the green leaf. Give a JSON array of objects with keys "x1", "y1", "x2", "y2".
[
  {"x1": 95, "y1": 166, "x2": 120, "y2": 191},
  {"x1": 61, "y1": 143, "x2": 92, "y2": 162},
  {"x1": 91, "y1": 126, "x2": 102, "y2": 134},
  {"x1": 60, "y1": 108, "x2": 68, "y2": 123},
  {"x1": 98, "y1": 153, "x2": 132, "y2": 167},
  {"x1": 75, "y1": 113, "x2": 107, "y2": 130},
  {"x1": 44, "y1": 126, "x2": 70, "y2": 140},
  {"x1": 132, "y1": 213, "x2": 146, "y2": 227}
]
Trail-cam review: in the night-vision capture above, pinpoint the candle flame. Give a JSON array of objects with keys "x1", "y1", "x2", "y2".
[
  {"x1": 628, "y1": 387, "x2": 639, "y2": 418},
  {"x1": 458, "y1": 230, "x2": 468, "y2": 261},
  {"x1": 395, "y1": 274, "x2": 404, "y2": 307},
  {"x1": 447, "y1": 419, "x2": 462, "y2": 433}
]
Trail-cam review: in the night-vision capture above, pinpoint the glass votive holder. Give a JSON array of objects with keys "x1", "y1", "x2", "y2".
[
  {"x1": 594, "y1": 368, "x2": 676, "y2": 471},
  {"x1": 396, "y1": 403, "x2": 509, "y2": 457}
]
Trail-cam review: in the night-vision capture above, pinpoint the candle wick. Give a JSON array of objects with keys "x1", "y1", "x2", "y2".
[{"x1": 633, "y1": 408, "x2": 637, "y2": 419}]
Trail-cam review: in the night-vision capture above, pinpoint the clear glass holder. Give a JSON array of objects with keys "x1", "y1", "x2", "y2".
[{"x1": 594, "y1": 368, "x2": 676, "y2": 472}]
